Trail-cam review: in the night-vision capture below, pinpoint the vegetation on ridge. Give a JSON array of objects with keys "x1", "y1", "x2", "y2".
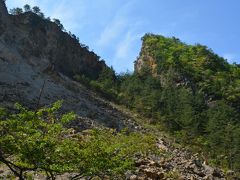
[
  {"x1": 72, "y1": 33, "x2": 240, "y2": 171},
  {"x1": 9, "y1": 4, "x2": 92, "y2": 52},
  {"x1": 117, "y1": 34, "x2": 240, "y2": 171},
  {"x1": 78, "y1": 33, "x2": 240, "y2": 172}
]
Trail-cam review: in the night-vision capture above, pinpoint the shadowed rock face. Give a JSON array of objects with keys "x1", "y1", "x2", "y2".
[
  {"x1": 0, "y1": 1, "x2": 135, "y2": 131},
  {"x1": 0, "y1": 0, "x2": 8, "y2": 19},
  {"x1": 0, "y1": 0, "x2": 9, "y2": 36}
]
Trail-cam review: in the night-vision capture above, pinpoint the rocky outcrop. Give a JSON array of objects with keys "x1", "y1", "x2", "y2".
[
  {"x1": 2, "y1": 7, "x2": 105, "y2": 79},
  {"x1": 0, "y1": 0, "x2": 10, "y2": 38},
  {"x1": 125, "y1": 138, "x2": 232, "y2": 180},
  {"x1": 134, "y1": 44, "x2": 157, "y2": 75},
  {"x1": 0, "y1": 0, "x2": 9, "y2": 21}
]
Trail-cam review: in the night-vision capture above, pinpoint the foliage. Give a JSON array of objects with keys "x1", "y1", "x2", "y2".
[
  {"x1": 0, "y1": 102, "x2": 158, "y2": 179},
  {"x1": 53, "y1": 18, "x2": 64, "y2": 30},
  {"x1": 0, "y1": 101, "x2": 77, "y2": 179},
  {"x1": 74, "y1": 66, "x2": 119, "y2": 100},
  {"x1": 9, "y1": 4, "x2": 44, "y2": 18},
  {"x1": 32, "y1": 6, "x2": 40, "y2": 14},
  {"x1": 9, "y1": 4, "x2": 63, "y2": 30},
  {"x1": 116, "y1": 34, "x2": 240, "y2": 171},
  {"x1": 77, "y1": 129, "x2": 157, "y2": 177},
  {"x1": 90, "y1": 66, "x2": 118, "y2": 99},
  {"x1": 205, "y1": 101, "x2": 240, "y2": 169},
  {"x1": 23, "y1": 4, "x2": 31, "y2": 12},
  {"x1": 73, "y1": 58, "x2": 240, "y2": 177},
  {"x1": 9, "y1": 7, "x2": 23, "y2": 15}
]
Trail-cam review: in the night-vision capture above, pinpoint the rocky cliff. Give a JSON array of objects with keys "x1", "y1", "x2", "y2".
[
  {"x1": 0, "y1": 0, "x2": 137, "y2": 130},
  {"x1": 134, "y1": 41, "x2": 157, "y2": 75}
]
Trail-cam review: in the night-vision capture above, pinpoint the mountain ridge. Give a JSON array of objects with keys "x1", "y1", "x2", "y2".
[{"x1": 0, "y1": 1, "x2": 240, "y2": 179}]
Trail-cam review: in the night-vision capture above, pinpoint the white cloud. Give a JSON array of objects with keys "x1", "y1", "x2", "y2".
[
  {"x1": 112, "y1": 30, "x2": 142, "y2": 72},
  {"x1": 96, "y1": 0, "x2": 137, "y2": 48},
  {"x1": 94, "y1": 0, "x2": 144, "y2": 72},
  {"x1": 115, "y1": 31, "x2": 141, "y2": 60},
  {"x1": 48, "y1": 1, "x2": 86, "y2": 32},
  {"x1": 96, "y1": 17, "x2": 127, "y2": 47}
]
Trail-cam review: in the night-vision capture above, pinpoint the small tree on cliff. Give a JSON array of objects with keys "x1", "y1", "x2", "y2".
[
  {"x1": 23, "y1": 4, "x2": 31, "y2": 12},
  {"x1": 53, "y1": 18, "x2": 64, "y2": 30},
  {"x1": 9, "y1": 7, "x2": 23, "y2": 15},
  {"x1": 32, "y1": 6, "x2": 40, "y2": 14}
]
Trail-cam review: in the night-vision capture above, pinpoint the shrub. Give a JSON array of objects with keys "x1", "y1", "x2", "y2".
[{"x1": 0, "y1": 102, "x2": 158, "y2": 179}]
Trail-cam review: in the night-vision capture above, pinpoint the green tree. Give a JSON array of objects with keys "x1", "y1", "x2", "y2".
[
  {"x1": 89, "y1": 66, "x2": 118, "y2": 99},
  {"x1": 23, "y1": 4, "x2": 31, "y2": 12},
  {"x1": 0, "y1": 102, "x2": 158, "y2": 179},
  {"x1": 0, "y1": 101, "x2": 77, "y2": 179},
  {"x1": 53, "y1": 18, "x2": 64, "y2": 30},
  {"x1": 9, "y1": 7, "x2": 23, "y2": 15},
  {"x1": 77, "y1": 129, "x2": 157, "y2": 178},
  {"x1": 98, "y1": 66, "x2": 116, "y2": 89},
  {"x1": 206, "y1": 101, "x2": 239, "y2": 168},
  {"x1": 32, "y1": 6, "x2": 40, "y2": 14}
]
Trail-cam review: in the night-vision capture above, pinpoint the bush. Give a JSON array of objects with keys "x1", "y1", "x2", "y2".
[
  {"x1": 0, "y1": 102, "x2": 158, "y2": 179},
  {"x1": 9, "y1": 8, "x2": 23, "y2": 15},
  {"x1": 0, "y1": 101, "x2": 77, "y2": 179}
]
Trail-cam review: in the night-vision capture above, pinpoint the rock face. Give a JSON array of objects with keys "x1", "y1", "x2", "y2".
[
  {"x1": 1, "y1": 4, "x2": 105, "y2": 79},
  {"x1": 134, "y1": 43, "x2": 158, "y2": 75},
  {"x1": 0, "y1": 0, "x2": 10, "y2": 39},
  {"x1": 0, "y1": 0, "x2": 8, "y2": 21},
  {"x1": 0, "y1": 1, "x2": 137, "y2": 130}
]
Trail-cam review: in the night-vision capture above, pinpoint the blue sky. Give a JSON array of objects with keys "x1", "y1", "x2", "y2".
[{"x1": 6, "y1": 0, "x2": 240, "y2": 73}]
